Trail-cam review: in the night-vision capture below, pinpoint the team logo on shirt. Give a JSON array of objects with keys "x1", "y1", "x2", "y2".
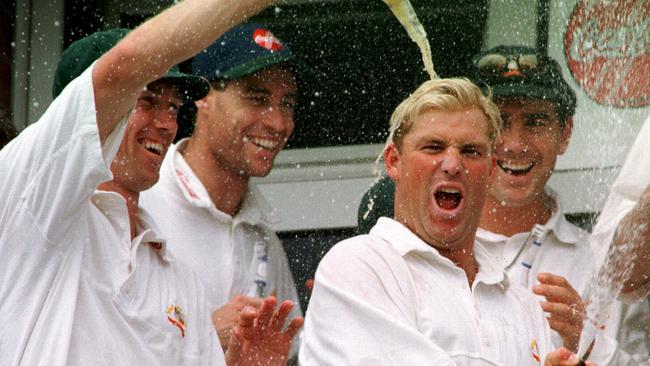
[
  {"x1": 530, "y1": 339, "x2": 541, "y2": 364},
  {"x1": 166, "y1": 304, "x2": 186, "y2": 338}
]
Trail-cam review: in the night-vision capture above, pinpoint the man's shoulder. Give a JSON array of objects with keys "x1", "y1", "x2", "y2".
[{"x1": 320, "y1": 233, "x2": 400, "y2": 271}]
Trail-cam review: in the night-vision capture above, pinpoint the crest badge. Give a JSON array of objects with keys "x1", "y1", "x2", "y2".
[
  {"x1": 166, "y1": 304, "x2": 186, "y2": 338},
  {"x1": 530, "y1": 339, "x2": 541, "y2": 364}
]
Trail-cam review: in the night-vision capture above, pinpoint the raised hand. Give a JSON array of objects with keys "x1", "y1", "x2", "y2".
[
  {"x1": 225, "y1": 296, "x2": 304, "y2": 366},
  {"x1": 212, "y1": 295, "x2": 264, "y2": 350},
  {"x1": 533, "y1": 273, "x2": 585, "y2": 352}
]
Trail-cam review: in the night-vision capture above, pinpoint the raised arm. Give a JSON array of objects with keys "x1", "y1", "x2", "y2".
[
  {"x1": 92, "y1": 0, "x2": 275, "y2": 142},
  {"x1": 613, "y1": 184, "x2": 650, "y2": 296}
]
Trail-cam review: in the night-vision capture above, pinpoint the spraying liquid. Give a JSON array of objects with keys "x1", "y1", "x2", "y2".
[
  {"x1": 577, "y1": 236, "x2": 640, "y2": 359},
  {"x1": 382, "y1": 0, "x2": 437, "y2": 79}
]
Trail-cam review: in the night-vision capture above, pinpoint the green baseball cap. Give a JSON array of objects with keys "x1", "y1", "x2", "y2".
[
  {"x1": 356, "y1": 175, "x2": 395, "y2": 235},
  {"x1": 52, "y1": 28, "x2": 209, "y2": 102},
  {"x1": 472, "y1": 46, "x2": 577, "y2": 121}
]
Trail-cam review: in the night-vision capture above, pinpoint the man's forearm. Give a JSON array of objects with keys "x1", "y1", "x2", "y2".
[{"x1": 92, "y1": 0, "x2": 276, "y2": 141}]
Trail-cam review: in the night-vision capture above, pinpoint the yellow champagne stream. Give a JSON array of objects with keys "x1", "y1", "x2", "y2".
[{"x1": 382, "y1": 0, "x2": 437, "y2": 79}]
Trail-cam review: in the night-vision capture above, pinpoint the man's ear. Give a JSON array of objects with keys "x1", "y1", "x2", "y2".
[
  {"x1": 384, "y1": 143, "x2": 401, "y2": 182},
  {"x1": 195, "y1": 95, "x2": 209, "y2": 110},
  {"x1": 558, "y1": 116, "x2": 573, "y2": 155}
]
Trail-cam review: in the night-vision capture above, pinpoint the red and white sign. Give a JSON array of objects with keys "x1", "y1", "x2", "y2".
[
  {"x1": 253, "y1": 29, "x2": 284, "y2": 52},
  {"x1": 564, "y1": 0, "x2": 649, "y2": 108}
]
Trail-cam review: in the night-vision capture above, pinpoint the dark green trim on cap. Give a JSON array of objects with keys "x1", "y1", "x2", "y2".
[
  {"x1": 219, "y1": 53, "x2": 295, "y2": 80},
  {"x1": 52, "y1": 28, "x2": 130, "y2": 99},
  {"x1": 160, "y1": 69, "x2": 210, "y2": 102},
  {"x1": 356, "y1": 175, "x2": 395, "y2": 235}
]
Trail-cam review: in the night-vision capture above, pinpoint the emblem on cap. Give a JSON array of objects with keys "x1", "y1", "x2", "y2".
[
  {"x1": 166, "y1": 304, "x2": 186, "y2": 338},
  {"x1": 503, "y1": 58, "x2": 525, "y2": 78},
  {"x1": 253, "y1": 29, "x2": 284, "y2": 52}
]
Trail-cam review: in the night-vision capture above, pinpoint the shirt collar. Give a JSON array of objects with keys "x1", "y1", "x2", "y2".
[
  {"x1": 92, "y1": 190, "x2": 174, "y2": 263},
  {"x1": 138, "y1": 204, "x2": 175, "y2": 263},
  {"x1": 370, "y1": 217, "x2": 508, "y2": 287},
  {"x1": 476, "y1": 187, "x2": 582, "y2": 245},
  {"x1": 170, "y1": 138, "x2": 280, "y2": 229}
]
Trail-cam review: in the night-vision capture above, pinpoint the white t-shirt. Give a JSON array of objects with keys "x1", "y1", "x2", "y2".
[
  {"x1": 0, "y1": 66, "x2": 224, "y2": 365},
  {"x1": 300, "y1": 217, "x2": 553, "y2": 366},
  {"x1": 477, "y1": 193, "x2": 649, "y2": 365}
]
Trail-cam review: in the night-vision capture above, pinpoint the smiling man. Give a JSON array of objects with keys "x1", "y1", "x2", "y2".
[
  {"x1": 0, "y1": 0, "x2": 303, "y2": 364},
  {"x1": 474, "y1": 46, "x2": 648, "y2": 365},
  {"x1": 140, "y1": 22, "x2": 303, "y2": 354},
  {"x1": 300, "y1": 78, "x2": 587, "y2": 365}
]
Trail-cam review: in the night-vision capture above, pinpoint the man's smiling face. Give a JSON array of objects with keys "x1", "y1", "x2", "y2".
[
  {"x1": 196, "y1": 65, "x2": 297, "y2": 178},
  {"x1": 110, "y1": 81, "x2": 181, "y2": 193},
  {"x1": 489, "y1": 97, "x2": 572, "y2": 208}
]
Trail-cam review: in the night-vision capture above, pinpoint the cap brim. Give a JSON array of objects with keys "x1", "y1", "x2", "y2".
[
  {"x1": 219, "y1": 53, "x2": 316, "y2": 87},
  {"x1": 160, "y1": 73, "x2": 210, "y2": 102},
  {"x1": 490, "y1": 82, "x2": 565, "y2": 105},
  {"x1": 220, "y1": 53, "x2": 295, "y2": 80}
]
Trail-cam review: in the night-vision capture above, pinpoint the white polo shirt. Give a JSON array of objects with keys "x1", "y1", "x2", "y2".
[
  {"x1": 477, "y1": 193, "x2": 650, "y2": 365},
  {"x1": 0, "y1": 66, "x2": 224, "y2": 365},
  {"x1": 300, "y1": 217, "x2": 553, "y2": 366},
  {"x1": 476, "y1": 194, "x2": 593, "y2": 298},
  {"x1": 140, "y1": 139, "x2": 302, "y2": 352}
]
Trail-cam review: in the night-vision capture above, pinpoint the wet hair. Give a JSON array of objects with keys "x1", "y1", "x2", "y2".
[
  {"x1": 385, "y1": 78, "x2": 503, "y2": 151},
  {"x1": 0, "y1": 102, "x2": 17, "y2": 149}
]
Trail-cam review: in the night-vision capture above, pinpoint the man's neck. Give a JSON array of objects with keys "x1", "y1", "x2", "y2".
[
  {"x1": 479, "y1": 193, "x2": 554, "y2": 237},
  {"x1": 97, "y1": 181, "x2": 140, "y2": 239},
  {"x1": 182, "y1": 139, "x2": 248, "y2": 217},
  {"x1": 443, "y1": 248, "x2": 479, "y2": 287},
  {"x1": 422, "y1": 232, "x2": 478, "y2": 287}
]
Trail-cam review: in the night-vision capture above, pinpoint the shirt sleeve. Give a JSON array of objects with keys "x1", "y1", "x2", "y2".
[
  {"x1": 0, "y1": 63, "x2": 125, "y2": 245},
  {"x1": 299, "y1": 239, "x2": 497, "y2": 366}
]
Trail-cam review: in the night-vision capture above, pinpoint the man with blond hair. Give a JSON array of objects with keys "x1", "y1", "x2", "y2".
[{"x1": 301, "y1": 78, "x2": 588, "y2": 366}]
